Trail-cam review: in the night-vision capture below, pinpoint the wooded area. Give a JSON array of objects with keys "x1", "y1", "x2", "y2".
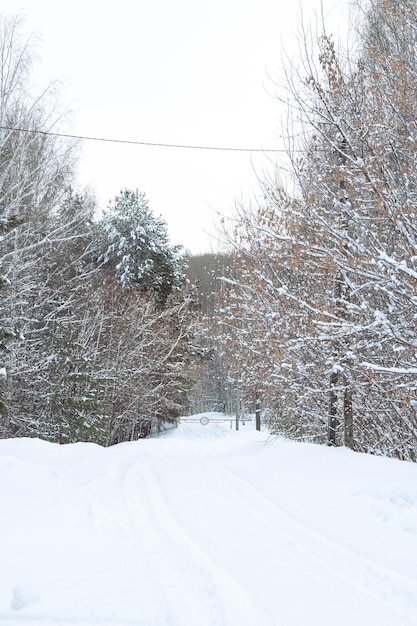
[
  {"x1": 1, "y1": 1, "x2": 417, "y2": 460},
  {"x1": 215, "y1": 0, "x2": 417, "y2": 460},
  {"x1": 0, "y1": 15, "x2": 198, "y2": 443}
]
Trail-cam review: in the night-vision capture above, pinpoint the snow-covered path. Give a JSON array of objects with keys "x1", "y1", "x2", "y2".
[{"x1": 1, "y1": 414, "x2": 417, "y2": 625}]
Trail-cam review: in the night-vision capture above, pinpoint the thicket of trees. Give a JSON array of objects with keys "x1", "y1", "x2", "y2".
[
  {"x1": 0, "y1": 14, "x2": 197, "y2": 443},
  {"x1": 2, "y1": 1, "x2": 417, "y2": 461},
  {"x1": 215, "y1": 0, "x2": 417, "y2": 460}
]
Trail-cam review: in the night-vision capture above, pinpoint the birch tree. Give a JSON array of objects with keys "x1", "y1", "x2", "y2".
[{"x1": 0, "y1": 14, "x2": 77, "y2": 432}]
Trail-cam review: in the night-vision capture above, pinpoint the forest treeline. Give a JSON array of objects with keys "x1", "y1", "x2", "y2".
[
  {"x1": 2, "y1": 1, "x2": 417, "y2": 461},
  {"x1": 215, "y1": 0, "x2": 417, "y2": 460},
  {"x1": 0, "y1": 15, "x2": 200, "y2": 444}
]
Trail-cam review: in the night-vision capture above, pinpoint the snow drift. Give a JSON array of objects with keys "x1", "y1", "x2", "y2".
[{"x1": 1, "y1": 413, "x2": 417, "y2": 625}]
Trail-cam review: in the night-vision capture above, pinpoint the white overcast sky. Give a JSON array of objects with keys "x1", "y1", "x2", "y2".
[{"x1": 4, "y1": 0, "x2": 347, "y2": 253}]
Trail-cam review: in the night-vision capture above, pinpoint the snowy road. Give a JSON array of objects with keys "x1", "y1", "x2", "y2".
[{"x1": 1, "y1": 415, "x2": 417, "y2": 625}]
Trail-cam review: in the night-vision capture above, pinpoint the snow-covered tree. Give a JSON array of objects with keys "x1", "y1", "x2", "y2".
[
  {"x1": 0, "y1": 15, "x2": 202, "y2": 444},
  {"x1": 4, "y1": 187, "x2": 103, "y2": 440},
  {"x1": 83, "y1": 271, "x2": 197, "y2": 443},
  {"x1": 218, "y1": 0, "x2": 417, "y2": 460},
  {"x1": 100, "y1": 189, "x2": 185, "y2": 303},
  {"x1": 0, "y1": 14, "x2": 77, "y2": 433}
]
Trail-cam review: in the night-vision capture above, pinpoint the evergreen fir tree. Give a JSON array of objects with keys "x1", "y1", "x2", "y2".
[{"x1": 100, "y1": 189, "x2": 185, "y2": 303}]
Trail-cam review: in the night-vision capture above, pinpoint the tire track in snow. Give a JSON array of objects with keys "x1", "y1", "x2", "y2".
[
  {"x1": 210, "y1": 464, "x2": 417, "y2": 622},
  {"x1": 124, "y1": 462, "x2": 225, "y2": 626},
  {"x1": 126, "y1": 461, "x2": 273, "y2": 626}
]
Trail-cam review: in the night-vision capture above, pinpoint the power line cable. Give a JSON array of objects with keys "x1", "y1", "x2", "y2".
[{"x1": 0, "y1": 125, "x2": 287, "y2": 153}]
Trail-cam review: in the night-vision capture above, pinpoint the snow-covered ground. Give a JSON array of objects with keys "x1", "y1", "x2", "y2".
[{"x1": 1, "y1": 413, "x2": 417, "y2": 625}]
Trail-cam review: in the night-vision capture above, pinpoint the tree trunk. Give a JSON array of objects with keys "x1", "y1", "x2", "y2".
[
  {"x1": 328, "y1": 367, "x2": 338, "y2": 446},
  {"x1": 328, "y1": 270, "x2": 343, "y2": 446},
  {"x1": 235, "y1": 387, "x2": 240, "y2": 431},
  {"x1": 255, "y1": 388, "x2": 261, "y2": 431},
  {"x1": 343, "y1": 382, "x2": 353, "y2": 449}
]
